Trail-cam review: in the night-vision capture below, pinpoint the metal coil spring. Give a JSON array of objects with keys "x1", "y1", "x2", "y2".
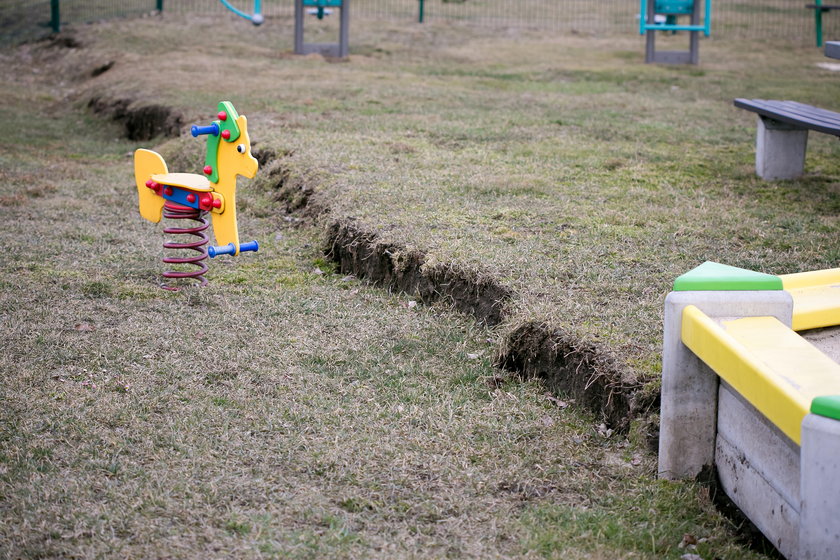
[{"x1": 161, "y1": 201, "x2": 209, "y2": 290}]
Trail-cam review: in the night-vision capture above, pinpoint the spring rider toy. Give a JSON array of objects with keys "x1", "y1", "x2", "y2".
[{"x1": 134, "y1": 101, "x2": 259, "y2": 290}]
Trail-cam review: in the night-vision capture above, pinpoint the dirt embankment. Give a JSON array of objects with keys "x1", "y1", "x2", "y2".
[{"x1": 15, "y1": 33, "x2": 184, "y2": 141}]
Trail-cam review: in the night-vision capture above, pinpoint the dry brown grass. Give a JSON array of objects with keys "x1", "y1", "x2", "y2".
[{"x1": 0, "y1": 11, "x2": 830, "y2": 558}]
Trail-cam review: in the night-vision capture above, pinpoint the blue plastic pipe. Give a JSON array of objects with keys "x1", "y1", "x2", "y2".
[
  {"x1": 191, "y1": 123, "x2": 220, "y2": 137},
  {"x1": 208, "y1": 240, "x2": 259, "y2": 258},
  {"x1": 218, "y1": 0, "x2": 263, "y2": 25}
]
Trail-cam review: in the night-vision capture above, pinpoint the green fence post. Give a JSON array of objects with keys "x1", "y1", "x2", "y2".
[
  {"x1": 815, "y1": 0, "x2": 824, "y2": 47},
  {"x1": 157, "y1": 0, "x2": 164, "y2": 12},
  {"x1": 50, "y1": 0, "x2": 60, "y2": 33},
  {"x1": 418, "y1": 0, "x2": 424, "y2": 22}
]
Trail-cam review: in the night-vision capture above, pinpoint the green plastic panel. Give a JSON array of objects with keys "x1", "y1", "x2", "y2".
[
  {"x1": 673, "y1": 261, "x2": 784, "y2": 292},
  {"x1": 811, "y1": 395, "x2": 840, "y2": 421},
  {"x1": 203, "y1": 102, "x2": 242, "y2": 184},
  {"x1": 217, "y1": 101, "x2": 241, "y2": 143}
]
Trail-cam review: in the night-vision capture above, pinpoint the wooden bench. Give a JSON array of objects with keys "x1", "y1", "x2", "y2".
[{"x1": 734, "y1": 98, "x2": 840, "y2": 180}]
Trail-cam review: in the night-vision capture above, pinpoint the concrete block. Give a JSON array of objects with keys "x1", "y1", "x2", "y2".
[
  {"x1": 799, "y1": 414, "x2": 840, "y2": 559},
  {"x1": 716, "y1": 382, "x2": 800, "y2": 559},
  {"x1": 756, "y1": 117, "x2": 809, "y2": 180},
  {"x1": 717, "y1": 436, "x2": 800, "y2": 559},
  {"x1": 659, "y1": 290, "x2": 793, "y2": 480},
  {"x1": 718, "y1": 382, "x2": 800, "y2": 509}
]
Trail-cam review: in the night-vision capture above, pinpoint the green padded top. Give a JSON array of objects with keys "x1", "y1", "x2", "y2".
[
  {"x1": 673, "y1": 261, "x2": 784, "y2": 291},
  {"x1": 811, "y1": 395, "x2": 840, "y2": 421}
]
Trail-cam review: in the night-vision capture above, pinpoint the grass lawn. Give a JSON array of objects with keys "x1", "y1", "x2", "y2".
[{"x1": 1, "y1": 9, "x2": 837, "y2": 559}]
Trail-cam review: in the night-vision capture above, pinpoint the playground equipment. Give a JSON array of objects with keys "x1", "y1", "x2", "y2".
[
  {"x1": 134, "y1": 101, "x2": 259, "y2": 290},
  {"x1": 659, "y1": 261, "x2": 840, "y2": 559},
  {"x1": 219, "y1": 0, "x2": 264, "y2": 25},
  {"x1": 639, "y1": 0, "x2": 711, "y2": 64},
  {"x1": 807, "y1": 0, "x2": 840, "y2": 47},
  {"x1": 294, "y1": 0, "x2": 349, "y2": 58}
]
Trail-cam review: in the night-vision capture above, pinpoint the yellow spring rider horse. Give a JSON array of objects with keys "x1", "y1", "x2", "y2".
[{"x1": 134, "y1": 101, "x2": 258, "y2": 288}]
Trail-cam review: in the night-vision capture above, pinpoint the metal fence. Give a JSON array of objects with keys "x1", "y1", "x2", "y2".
[{"x1": 1, "y1": 0, "x2": 835, "y2": 46}]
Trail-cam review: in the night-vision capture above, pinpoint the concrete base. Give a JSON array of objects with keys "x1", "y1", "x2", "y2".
[
  {"x1": 800, "y1": 414, "x2": 840, "y2": 559},
  {"x1": 713, "y1": 385, "x2": 840, "y2": 560},
  {"x1": 644, "y1": 31, "x2": 700, "y2": 65},
  {"x1": 716, "y1": 382, "x2": 800, "y2": 559},
  {"x1": 660, "y1": 288, "x2": 840, "y2": 559},
  {"x1": 756, "y1": 117, "x2": 809, "y2": 180},
  {"x1": 295, "y1": 42, "x2": 344, "y2": 57},
  {"x1": 647, "y1": 49, "x2": 696, "y2": 65},
  {"x1": 659, "y1": 290, "x2": 793, "y2": 480}
]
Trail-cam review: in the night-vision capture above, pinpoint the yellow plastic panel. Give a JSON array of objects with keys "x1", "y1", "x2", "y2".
[
  {"x1": 780, "y1": 269, "x2": 840, "y2": 331},
  {"x1": 150, "y1": 173, "x2": 212, "y2": 192},
  {"x1": 210, "y1": 195, "x2": 239, "y2": 251},
  {"x1": 681, "y1": 305, "x2": 840, "y2": 444},
  {"x1": 134, "y1": 149, "x2": 167, "y2": 223},
  {"x1": 207, "y1": 115, "x2": 258, "y2": 254}
]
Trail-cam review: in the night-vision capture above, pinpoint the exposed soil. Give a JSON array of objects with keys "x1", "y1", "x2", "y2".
[
  {"x1": 497, "y1": 321, "x2": 656, "y2": 432},
  {"x1": 88, "y1": 96, "x2": 184, "y2": 141},
  {"x1": 258, "y1": 153, "x2": 328, "y2": 220},
  {"x1": 325, "y1": 219, "x2": 512, "y2": 326}
]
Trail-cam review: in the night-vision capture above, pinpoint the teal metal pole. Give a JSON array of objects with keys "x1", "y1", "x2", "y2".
[
  {"x1": 419, "y1": 0, "x2": 424, "y2": 22},
  {"x1": 816, "y1": 0, "x2": 824, "y2": 47},
  {"x1": 639, "y1": 0, "x2": 647, "y2": 34},
  {"x1": 50, "y1": 0, "x2": 60, "y2": 33},
  {"x1": 703, "y1": 0, "x2": 711, "y2": 36},
  {"x1": 157, "y1": 0, "x2": 164, "y2": 12}
]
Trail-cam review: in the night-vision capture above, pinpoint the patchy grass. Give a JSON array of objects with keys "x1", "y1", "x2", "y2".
[
  {"x1": 51, "y1": 12, "x2": 839, "y2": 403},
  {"x1": 0, "y1": 11, "x2": 835, "y2": 558}
]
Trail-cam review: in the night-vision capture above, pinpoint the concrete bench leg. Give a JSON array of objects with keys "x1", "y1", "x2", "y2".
[
  {"x1": 800, "y1": 414, "x2": 840, "y2": 559},
  {"x1": 658, "y1": 291, "x2": 793, "y2": 480},
  {"x1": 755, "y1": 116, "x2": 809, "y2": 180}
]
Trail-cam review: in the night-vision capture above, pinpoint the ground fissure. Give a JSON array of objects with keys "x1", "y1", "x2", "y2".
[
  {"x1": 259, "y1": 152, "x2": 652, "y2": 432},
  {"x1": 34, "y1": 27, "x2": 664, "y2": 435}
]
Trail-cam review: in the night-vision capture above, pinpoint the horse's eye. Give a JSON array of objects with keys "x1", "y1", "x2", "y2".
[{"x1": 236, "y1": 144, "x2": 246, "y2": 154}]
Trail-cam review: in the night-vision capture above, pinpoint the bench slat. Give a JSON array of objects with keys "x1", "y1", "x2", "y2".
[
  {"x1": 735, "y1": 99, "x2": 840, "y2": 133},
  {"x1": 734, "y1": 98, "x2": 840, "y2": 137},
  {"x1": 770, "y1": 100, "x2": 840, "y2": 128}
]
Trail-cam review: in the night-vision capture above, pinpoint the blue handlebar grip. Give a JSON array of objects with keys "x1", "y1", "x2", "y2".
[
  {"x1": 208, "y1": 240, "x2": 259, "y2": 258},
  {"x1": 239, "y1": 240, "x2": 259, "y2": 253},
  {"x1": 208, "y1": 243, "x2": 235, "y2": 258},
  {"x1": 191, "y1": 123, "x2": 220, "y2": 137}
]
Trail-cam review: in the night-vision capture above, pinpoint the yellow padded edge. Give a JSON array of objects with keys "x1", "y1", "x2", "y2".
[
  {"x1": 681, "y1": 305, "x2": 840, "y2": 444},
  {"x1": 780, "y1": 269, "x2": 840, "y2": 331},
  {"x1": 780, "y1": 268, "x2": 840, "y2": 290}
]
